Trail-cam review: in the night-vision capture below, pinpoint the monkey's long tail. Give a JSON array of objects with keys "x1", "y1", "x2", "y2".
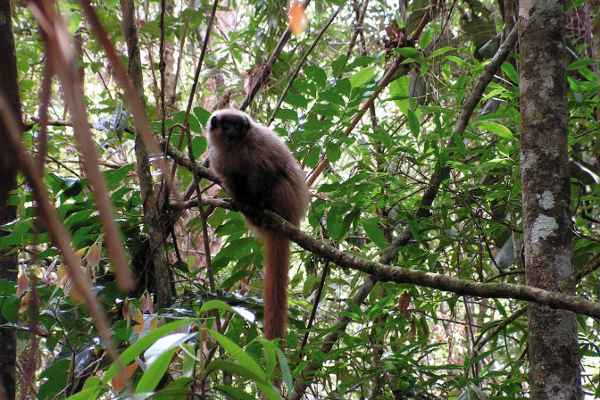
[{"x1": 263, "y1": 232, "x2": 290, "y2": 341}]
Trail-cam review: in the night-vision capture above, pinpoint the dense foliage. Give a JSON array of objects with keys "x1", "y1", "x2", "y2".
[{"x1": 0, "y1": 0, "x2": 598, "y2": 398}]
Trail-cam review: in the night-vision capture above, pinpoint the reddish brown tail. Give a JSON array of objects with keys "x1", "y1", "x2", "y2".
[{"x1": 263, "y1": 231, "x2": 290, "y2": 340}]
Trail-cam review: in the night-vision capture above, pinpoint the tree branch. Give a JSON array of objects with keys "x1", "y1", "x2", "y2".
[
  {"x1": 162, "y1": 141, "x2": 220, "y2": 183},
  {"x1": 239, "y1": 0, "x2": 312, "y2": 111},
  {"x1": 188, "y1": 196, "x2": 600, "y2": 319},
  {"x1": 267, "y1": 4, "x2": 343, "y2": 126}
]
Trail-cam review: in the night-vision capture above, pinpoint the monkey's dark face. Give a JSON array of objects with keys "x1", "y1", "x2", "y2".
[{"x1": 208, "y1": 110, "x2": 251, "y2": 145}]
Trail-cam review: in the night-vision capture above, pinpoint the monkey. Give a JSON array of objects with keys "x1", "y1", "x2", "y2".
[{"x1": 207, "y1": 109, "x2": 310, "y2": 340}]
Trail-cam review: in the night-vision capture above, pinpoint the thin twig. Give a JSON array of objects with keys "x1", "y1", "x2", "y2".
[
  {"x1": 28, "y1": 0, "x2": 134, "y2": 292},
  {"x1": 298, "y1": 262, "x2": 330, "y2": 359},
  {"x1": 305, "y1": 14, "x2": 435, "y2": 186},
  {"x1": 182, "y1": 0, "x2": 220, "y2": 127},
  {"x1": 169, "y1": 0, "x2": 219, "y2": 181},
  {"x1": 345, "y1": 0, "x2": 370, "y2": 65},
  {"x1": 77, "y1": 0, "x2": 176, "y2": 196},
  {"x1": 35, "y1": 58, "x2": 53, "y2": 174},
  {"x1": 0, "y1": 92, "x2": 122, "y2": 370},
  {"x1": 239, "y1": 0, "x2": 313, "y2": 111},
  {"x1": 159, "y1": 0, "x2": 167, "y2": 131},
  {"x1": 267, "y1": 4, "x2": 344, "y2": 126},
  {"x1": 171, "y1": 6, "x2": 189, "y2": 106}
]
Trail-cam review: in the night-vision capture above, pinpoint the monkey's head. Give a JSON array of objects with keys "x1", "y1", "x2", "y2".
[{"x1": 207, "y1": 109, "x2": 252, "y2": 146}]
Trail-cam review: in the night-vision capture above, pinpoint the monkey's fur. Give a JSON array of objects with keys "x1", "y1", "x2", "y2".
[{"x1": 207, "y1": 109, "x2": 309, "y2": 340}]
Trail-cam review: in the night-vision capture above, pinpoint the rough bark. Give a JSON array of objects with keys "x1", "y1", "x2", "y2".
[
  {"x1": 162, "y1": 0, "x2": 177, "y2": 113},
  {"x1": 120, "y1": 0, "x2": 174, "y2": 306},
  {"x1": 518, "y1": 1, "x2": 582, "y2": 398},
  {"x1": 0, "y1": 1, "x2": 21, "y2": 398}
]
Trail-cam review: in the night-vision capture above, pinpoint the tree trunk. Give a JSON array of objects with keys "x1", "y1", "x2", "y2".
[
  {"x1": 0, "y1": 1, "x2": 22, "y2": 398},
  {"x1": 120, "y1": 0, "x2": 174, "y2": 306},
  {"x1": 518, "y1": 1, "x2": 582, "y2": 399},
  {"x1": 162, "y1": 0, "x2": 177, "y2": 113}
]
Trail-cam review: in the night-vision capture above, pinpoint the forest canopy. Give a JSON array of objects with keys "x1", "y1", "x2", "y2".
[{"x1": 0, "y1": 0, "x2": 598, "y2": 399}]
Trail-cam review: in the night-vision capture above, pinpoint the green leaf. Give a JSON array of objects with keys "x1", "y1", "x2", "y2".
[
  {"x1": 198, "y1": 299, "x2": 234, "y2": 315},
  {"x1": 445, "y1": 55, "x2": 464, "y2": 65},
  {"x1": 67, "y1": 376, "x2": 104, "y2": 400},
  {"x1": 349, "y1": 66, "x2": 376, "y2": 88},
  {"x1": 407, "y1": 110, "x2": 420, "y2": 137},
  {"x1": 216, "y1": 385, "x2": 256, "y2": 400},
  {"x1": 153, "y1": 377, "x2": 192, "y2": 399},
  {"x1": 320, "y1": 89, "x2": 345, "y2": 105},
  {"x1": 305, "y1": 65, "x2": 327, "y2": 86},
  {"x1": 259, "y1": 338, "x2": 277, "y2": 376},
  {"x1": 193, "y1": 106, "x2": 211, "y2": 126},
  {"x1": 103, "y1": 164, "x2": 134, "y2": 190},
  {"x1": 430, "y1": 47, "x2": 455, "y2": 58},
  {"x1": 256, "y1": 383, "x2": 282, "y2": 400},
  {"x1": 181, "y1": 343, "x2": 196, "y2": 378},
  {"x1": 173, "y1": 111, "x2": 186, "y2": 124},
  {"x1": 208, "y1": 360, "x2": 265, "y2": 382},
  {"x1": 325, "y1": 142, "x2": 341, "y2": 163},
  {"x1": 144, "y1": 332, "x2": 196, "y2": 365},
  {"x1": 478, "y1": 121, "x2": 513, "y2": 139},
  {"x1": 304, "y1": 146, "x2": 321, "y2": 168},
  {"x1": 210, "y1": 359, "x2": 281, "y2": 399},
  {"x1": 103, "y1": 319, "x2": 192, "y2": 383},
  {"x1": 395, "y1": 47, "x2": 421, "y2": 59},
  {"x1": 350, "y1": 55, "x2": 376, "y2": 68},
  {"x1": 331, "y1": 54, "x2": 347, "y2": 76},
  {"x1": 277, "y1": 348, "x2": 294, "y2": 393},
  {"x1": 276, "y1": 108, "x2": 298, "y2": 122},
  {"x1": 136, "y1": 347, "x2": 178, "y2": 393},
  {"x1": 82, "y1": 376, "x2": 102, "y2": 390},
  {"x1": 419, "y1": 29, "x2": 433, "y2": 50},
  {"x1": 389, "y1": 76, "x2": 410, "y2": 113},
  {"x1": 66, "y1": 387, "x2": 102, "y2": 400},
  {"x1": 567, "y1": 58, "x2": 594, "y2": 71},
  {"x1": 188, "y1": 113, "x2": 202, "y2": 133},
  {"x1": 191, "y1": 136, "x2": 207, "y2": 159},
  {"x1": 285, "y1": 91, "x2": 309, "y2": 108},
  {"x1": 213, "y1": 238, "x2": 256, "y2": 269},
  {"x1": 334, "y1": 78, "x2": 352, "y2": 97},
  {"x1": 214, "y1": 219, "x2": 246, "y2": 237},
  {"x1": 362, "y1": 218, "x2": 388, "y2": 249},
  {"x1": 0, "y1": 279, "x2": 16, "y2": 295},
  {"x1": 39, "y1": 359, "x2": 70, "y2": 399},
  {"x1": 501, "y1": 62, "x2": 518, "y2": 84},
  {"x1": 208, "y1": 330, "x2": 266, "y2": 381},
  {"x1": 327, "y1": 203, "x2": 352, "y2": 240},
  {"x1": 1, "y1": 295, "x2": 19, "y2": 322}
]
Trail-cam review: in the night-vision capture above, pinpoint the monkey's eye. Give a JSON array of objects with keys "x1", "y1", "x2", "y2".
[{"x1": 209, "y1": 115, "x2": 219, "y2": 130}]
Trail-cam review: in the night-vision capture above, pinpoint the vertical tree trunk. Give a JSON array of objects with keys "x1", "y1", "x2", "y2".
[
  {"x1": 518, "y1": 1, "x2": 582, "y2": 399},
  {"x1": 0, "y1": 1, "x2": 22, "y2": 398},
  {"x1": 120, "y1": 0, "x2": 174, "y2": 306},
  {"x1": 162, "y1": 0, "x2": 177, "y2": 112}
]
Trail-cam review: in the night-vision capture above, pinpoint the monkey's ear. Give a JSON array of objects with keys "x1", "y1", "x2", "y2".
[
  {"x1": 242, "y1": 115, "x2": 251, "y2": 130},
  {"x1": 209, "y1": 114, "x2": 219, "y2": 130}
]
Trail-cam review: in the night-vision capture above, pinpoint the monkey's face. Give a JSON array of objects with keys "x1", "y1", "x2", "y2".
[{"x1": 208, "y1": 109, "x2": 251, "y2": 146}]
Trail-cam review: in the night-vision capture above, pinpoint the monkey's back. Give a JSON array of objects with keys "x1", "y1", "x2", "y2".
[{"x1": 209, "y1": 125, "x2": 309, "y2": 226}]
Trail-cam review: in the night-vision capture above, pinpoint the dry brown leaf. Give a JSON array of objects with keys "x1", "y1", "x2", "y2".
[
  {"x1": 399, "y1": 291, "x2": 412, "y2": 318},
  {"x1": 19, "y1": 292, "x2": 31, "y2": 315},
  {"x1": 85, "y1": 242, "x2": 102, "y2": 268},
  {"x1": 140, "y1": 292, "x2": 154, "y2": 314},
  {"x1": 17, "y1": 272, "x2": 29, "y2": 297},
  {"x1": 112, "y1": 362, "x2": 138, "y2": 392},
  {"x1": 288, "y1": 1, "x2": 307, "y2": 35}
]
